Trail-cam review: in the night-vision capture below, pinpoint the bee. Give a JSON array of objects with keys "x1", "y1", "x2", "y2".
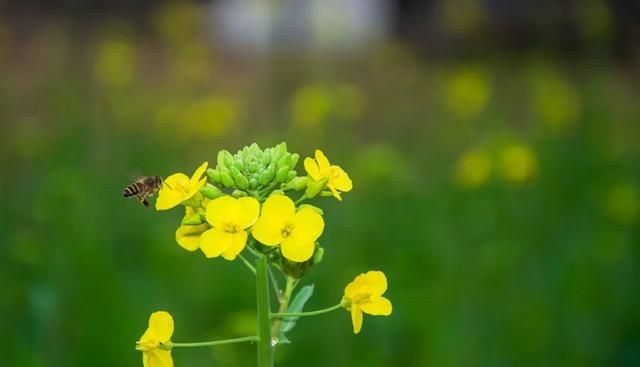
[{"x1": 123, "y1": 176, "x2": 165, "y2": 207}]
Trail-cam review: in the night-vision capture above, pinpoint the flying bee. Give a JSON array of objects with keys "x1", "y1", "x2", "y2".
[{"x1": 123, "y1": 176, "x2": 166, "y2": 207}]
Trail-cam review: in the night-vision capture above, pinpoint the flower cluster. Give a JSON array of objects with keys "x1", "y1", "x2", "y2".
[{"x1": 135, "y1": 143, "x2": 391, "y2": 367}]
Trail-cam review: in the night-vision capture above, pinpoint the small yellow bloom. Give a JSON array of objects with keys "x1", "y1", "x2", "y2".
[
  {"x1": 304, "y1": 150, "x2": 352, "y2": 201},
  {"x1": 136, "y1": 311, "x2": 174, "y2": 367},
  {"x1": 156, "y1": 162, "x2": 208, "y2": 210},
  {"x1": 200, "y1": 196, "x2": 259, "y2": 260},
  {"x1": 252, "y1": 195, "x2": 324, "y2": 262},
  {"x1": 342, "y1": 271, "x2": 392, "y2": 334},
  {"x1": 499, "y1": 143, "x2": 538, "y2": 184}
]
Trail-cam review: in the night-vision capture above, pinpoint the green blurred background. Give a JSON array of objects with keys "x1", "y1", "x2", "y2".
[{"x1": 1, "y1": 0, "x2": 639, "y2": 366}]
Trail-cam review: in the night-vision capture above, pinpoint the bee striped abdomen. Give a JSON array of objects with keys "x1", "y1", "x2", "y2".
[{"x1": 123, "y1": 182, "x2": 144, "y2": 197}]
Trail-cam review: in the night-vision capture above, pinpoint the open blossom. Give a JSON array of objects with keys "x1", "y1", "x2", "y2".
[
  {"x1": 342, "y1": 271, "x2": 392, "y2": 334},
  {"x1": 200, "y1": 196, "x2": 259, "y2": 260},
  {"x1": 252, "y1": 195, "x2": 324, "y2": 262},
  {"x1": 304, "y1": 149, "x2": 352, "y2": 201},
  {"x1": 136, "y1": 311, "x2": 174, "y2": 367},
  {"x1": 156, "y1": 162, "x2": 208, "y2": 210}
]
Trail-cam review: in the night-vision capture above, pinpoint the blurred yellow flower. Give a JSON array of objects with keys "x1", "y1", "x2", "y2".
[
  {"x1": 446, "y1": 67, "x2": 491, "y2": 120},
  {"x1": 291, "y1": 85, "x2": 332, "y2": 128},
  {"x1": 454, "y1": 148, "x2": 491, "y2": 189},
  {"x1": 342, "y1": 271, "x2": 392, "y2": 334},
  {"x1": 532, "y1": 73, "x2": 581, "y2": 133},
  {"x1": 156, "y1": 162, "x2": 208, "y2": 211},
  {"x1": 499, "y1": 143, "x2": 538, "y2": 184},
  {"x1": 136, "y1": 311, "x2": 174, "y2": 367},
  {"x1": 200, "y1": 196, "x2": 259, "y2": 260},
  {"x1": 606, "y1": 183, "x2": 639, "y2": 224},
  {"x1": 304, "y1": 150, "x2": 353, "y2": 201},
  {"x1": 94, "y1": 37, "x2": 135, "y2": 86},
  {"x1": 180, "y1": 97, "x2": 238, "y2": 140},
  {"x1": 252, "y1": 195, "x2": 324, "y2": 262}
]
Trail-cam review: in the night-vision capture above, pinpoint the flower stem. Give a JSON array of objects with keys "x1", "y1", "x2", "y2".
[
  {"x1": 256, "y1": 255, "x2": 273, "y2": 367},
  {"x1": 270, "y1": 303, "x2": 342, "y2": 318},
  {"x1": 271, "y1": 276, "x2": 295, "y2": 337},
  {"x1": 168, "y1": 336, "x2": 258, "y2": 348},
  {"x1": 294, "y1": 194, "x2": 307, "y2": 205},
  {"x1": 238, "y1": 254, "x2": 256, "y2": 275}
]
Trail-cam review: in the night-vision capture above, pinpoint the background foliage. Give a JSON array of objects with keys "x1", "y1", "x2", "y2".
[{"x1": 1, "y1": 1, "x2": 639, "y2": 366}]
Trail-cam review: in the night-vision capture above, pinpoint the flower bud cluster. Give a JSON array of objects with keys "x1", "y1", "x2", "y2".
[{"x1": 206, "y1": 143, "x2": 300, "y2": 191}]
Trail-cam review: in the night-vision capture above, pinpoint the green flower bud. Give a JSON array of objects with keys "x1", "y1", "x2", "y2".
[
  {"x1": 232, "y1": 190, "x2": 248, "y2": 198},
  {"x1": 283, "y1": 176, "x2": 307, "y2": 191},
  {"x1": 207, "y1": 168, "x2": 221, "y2": 184},
  {"x1": 217, "y1": 150, "x2": 228, "y2": 169},
  {"x1": 223, "y1": 150, "x2": 234, "y2": 167},
  {"x1": 313, "y1": 247, "x2": 324, "y2": 265},
  {"x1": 182, "y1": 212, "x2": 203, "y2": 225},
  {"x1": 287, "y1": 170, "x2": 297, "y2": 181},
  {"x1": 320, "y1": 190, "x2": 334, "y2": 197},
  {"x1": 298, "y1": 204, "x2": 323, "y2": 215},
  {"x1": 270, "y1": 190, "x2": 285, "y2": 196},
  {"x1": 220, "y1": 169, "x2": 235, "y2": 188},
  {"x1": 260, "y1": 151, "x2": 271, "y2": 165},
  {"x1": 276, "y1": 154, "x2": 291, "y2": 170},
  {"x1": 275, "y1": 165, "x2": 290, "y2": 183},
  {"x1": 232, "y1": 158, "x2": 245, "y2": 172},
  {"x1": 305, "y1": 177, "x2": 328, "y2": 198},
  {"x1": 249, "y1": 177, "x2": 259, "y2": 190},
  {"x1": 259, "y1": 165, "x2": 276, "y2": 185},
  {"x1": 289, "y1": 153, "x2": 300, "y2": 169},
  {"x1": 248, "y1": 161, "x2": 261, "y2": 173},
  {"x1": 230, "y1": 167, "x2": 249, "y2": 189},
  {"x1": 200, "y1": 184, "x2": 224, "y2": 199}
]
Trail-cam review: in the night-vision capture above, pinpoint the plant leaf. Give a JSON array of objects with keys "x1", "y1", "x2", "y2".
[{"x1": 280, "y1": 284, "x2": 314, "y2": 334}]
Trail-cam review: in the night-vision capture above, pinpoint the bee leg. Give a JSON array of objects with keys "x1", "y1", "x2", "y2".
[{"x1": 142, "y1": 198, "x2": 150, "y2": 207}]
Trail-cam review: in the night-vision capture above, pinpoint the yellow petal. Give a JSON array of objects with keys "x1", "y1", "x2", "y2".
[
  {"x1": 251, "y1": 217, "x2": 283, "y2": 246},
  {"x1": 292, "y1": 209, "x2": 324, "y2": 241},
  {"x1": 235, "y1": 197, "x2": 260, "y2": 229},
  {"x1": 190, "y1": 161, "x2": 208, "y2": 182},
  {"x1": 329, "y1": 187, "x2": 343, "y2": 201},
  {"x1": 200, "y1": 228, "x2": 232, "y2": 258},
  {"x1": 175, "y1": 224, "x2": 208, "y2": 251},
  {"x1": 304, "y1": 157, "x2": 321, "y2": 181},
  {"x1": 205, "y1": 196, "x2": 236, "y2": 228},
  {"x1": 351, "y1": 306, "x2": 363, "y2": 334},
  {"x1": 155, "y1": 190, "x2": 184, "y2": 210},
  {"x1": 360, "y1": 296, "x2": 392, "y2": 316},
  {"x1": 330, "y1": 166, "x2": 353, "y2": 192},
  {"x1": 262, "y1": 194, "x2": 296, "y2": 219},
  {"x1": 280, "y1": 237, "x2": 315, "y2": 262},
  {"x1": 145, "y1": 349, "x2": 173, "y2": 367},
  {"x1": 362, "y1": 271, "x2": 388, "y2": 296},
  {"x1": 221, "y1": 231, "x2": 248, "y2": 260},
  {"x1": 315, "y1": 149, "x2": 331, "y2": 171},
  {"x1": 147, "y1": 311, "x2": 174, "y2": 341},
  {"x1": 163, "y1": 173, "x2": 191, "y2": 189}
]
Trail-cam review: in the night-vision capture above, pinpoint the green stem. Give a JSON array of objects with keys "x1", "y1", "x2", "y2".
[
  {"x1": 294, "y1": 194, "x2": 307, "y2": 205},
  {"x1": 270, "y1": 303, "x2": 342, "y2": 318},
  {"x1": 271, "y1": 276, "x2": 295, "y2": 338},
  {"x1": 168, "y1": 336, "x2": 258, "y2": 348},
  {"x1": 238, "y1": 254, "x2": 256, "y2": 275},
  {"x1": 256, "y1": 255, "x2": 273, "y2": 367}
]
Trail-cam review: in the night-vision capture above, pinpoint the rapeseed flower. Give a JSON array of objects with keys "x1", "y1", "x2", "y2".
[
  {"x1": 136, "y1": 311, "x2": 174, "y2": 367},
  {"x1": 342, "y1": 271, "x2": 392, "y2": 334},
  {"x1": 304, "y1": 150, "x2": 352, "y2": 201},
  {"x1": 200, "y1": 196, "x2": 259, "y2": 260},
  {"x1": 156, "y1": 162, "x2": 208, "y2": 210},
  {"x1": 252, "y1": 195, "x2": 324, "y2": 262}
]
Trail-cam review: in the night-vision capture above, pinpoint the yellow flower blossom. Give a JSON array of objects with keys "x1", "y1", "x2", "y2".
[
  {"x1": 136, "y1": 311, "x2": 174, "y2": 367},
  {"x1": 342, "y1": 271, "x2": 392, "y2": 334},
  {"x1": 252, "y1": 195, "x2": 324, "y2": 262},
  {"x1": 304, "y1": 150, "x2": 352, "y2": 201},
  {"x1": 156, "y1": 162, "x2": 208, "y2": 211},
  {"x1": 200, "y1": 196, "x2": 259, "y2": 260}
]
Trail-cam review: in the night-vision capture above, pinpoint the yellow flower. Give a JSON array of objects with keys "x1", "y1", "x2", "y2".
[
  {"x1": 342, "y1": 271, "x2": 392, "y2": 334},
  {"x1": 304, "y1": 150, "x2": 352, "y2": 201},
  {"x1": 252, "y1": 195, "x2": 324, "y2": 262},
  {"x1": 156, "y1": 162, "x2": 208, "y2": 210},
  {"x1": 200, "y1": 196, "x2": 259, "y2": 260},
  {"x1": 136, "y1": 311, "x2": 174, "y2": 367}
]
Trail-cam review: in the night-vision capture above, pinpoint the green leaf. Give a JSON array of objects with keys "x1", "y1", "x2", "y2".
[{"x1": 280, "y1": 284, "x2": 314, "y2": 334}]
